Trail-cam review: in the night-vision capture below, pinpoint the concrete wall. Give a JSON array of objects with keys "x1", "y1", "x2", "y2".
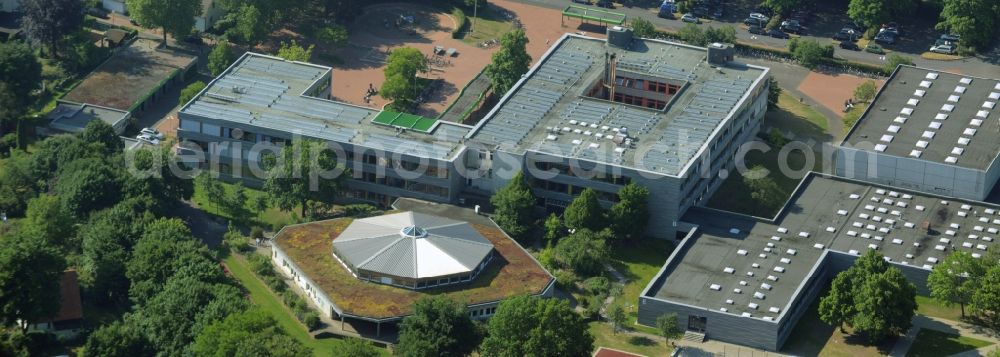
[
  {"x1": 836, "y1": 147, "x2": 990, "y2": 200},
  {"x1": 194, "y1": 0, "x2": 226, "y2": 32}
]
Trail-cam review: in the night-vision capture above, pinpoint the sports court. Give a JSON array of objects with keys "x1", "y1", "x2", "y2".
[{"x1": 371, "y1": 111, "x2": 438, "y2": 133}]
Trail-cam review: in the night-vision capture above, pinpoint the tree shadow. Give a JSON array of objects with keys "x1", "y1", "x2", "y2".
[{"x1": 628, "y1": 335, "x2": 657, "y2": 347}]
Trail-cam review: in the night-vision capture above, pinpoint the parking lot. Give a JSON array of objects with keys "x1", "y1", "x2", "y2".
[{"x1": 510, "y1": 0, "x2": 1000, "y2": 78}]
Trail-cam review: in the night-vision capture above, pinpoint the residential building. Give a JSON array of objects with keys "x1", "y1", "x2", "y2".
[
  {"x1": 837, "y1": 66, "x2": 1000, "y2": 200},
  {"x1": 102, "y1": 0, "x2": 225, "y2": 32},
  {"x1": 637, "y1": 173, "x2": 999, "y2": 351},
  {"x1": 25, "y1": 270, "x2": 84, "y2": 339}
]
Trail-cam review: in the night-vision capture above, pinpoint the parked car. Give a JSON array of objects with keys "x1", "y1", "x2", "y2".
[
  {"x1": 712, "y1": 8, "x2": 723, "y2": 19},
  {"x1": 748, "y1": 25, "x2": 766, "y2": 35},
  {"x1": 749, "y1": 12, "x2": 769, "y2": 22},
  {"x1": 86, "y1": 7, "x2": 110, "y2": 19},
  {"x1": 681, "y1": 13, "x2": 699, "y2": 23},
  {"x1": 744, "y1": 17, "x2": 765, "y2": 27},
  {"x1": 875, "y1": 32, "x2": 896, "y2": 45},
  {"x1": 865, "y1": 43, "x2": 885, "y2": 54},
  {"x1": 833, "y1": 28, "x2": 859, "y2": 41},
  {"x1": 930, "y1": 44, "x2": 956, "y2": 54},
  {"x1": 768, "y1": 29, "x2": 790, "y2": 39},
  {"x1": 572, "y1": 0, "x2": 591, "y2": 4},
  {"x1": 839, "y1": 41, "x2": 860, "y2": 50},
  {"x1": 596, "y1": 0, "x2": 614, "y2": 8},
  {"x1": 658, "y1": 0, "x2": 677, "y2": 18},
  {"x1": 136, "y1": 134, "x2": 161, "y2": 145},
  {"x1": 140, "y1": 128, "x2": 165, "y2": 140},
  {"x1": 940, "y1": 34, "x2": 961, "y2": 43}
]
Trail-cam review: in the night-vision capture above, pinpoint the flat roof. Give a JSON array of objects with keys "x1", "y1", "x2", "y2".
[
  {"x1": 650, "y1": 174, "x2": 1000, "y2": 322},
  {"x1": 63, "y1": 38, "x2": 195, "y2": 111},
  {"x1": 47, "y1": 102, "x2": 129, "y2": 133},
  {"x1": 468, "y1": 35, "x2": 766, "y2": 176},
  {"x1": 180, "y1": 53, "x2": 469, "y2": 160},
  {"x1": 844, "y1": 66, "x2": 1000, "y2": 170},
  {"x1": 273, "y1": 213, "x2": 552, "y2": 320}
]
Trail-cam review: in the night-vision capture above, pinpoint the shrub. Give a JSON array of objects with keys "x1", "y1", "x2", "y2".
[
  {"x1": 342, "y1": 204, "x2": 379, "y2": 218},
  {"x1": 250, "y1": 226, "x2": 264, "y2": 240},
  {"x1": 223, "y1": 228, "x2": 250, "y2": 253},
  {"x1": 583, "y1": 295, "x2": 603, "y2": 319},
  {"x1": 768, "y1": 128, "x2": 788, "y2": 148},
  {"x1": 179, "y1": 81, "x2": 207, "y2": 106},
  {"x1": 0, "y1": 133, "x2": 16, "y2": 157},
  {"x1": 451, "y1": 7, "x2": 467, "y2": 39},
  {"x1": 302, "y1": 311, "x2": 321, "y2": 330},
  {"x1": 553, "y1": 269, "x2": 579, "y2": 293},
  {"x1": 583, "y1": 276, "x2": 610, "y2": 296},
  {"x1": 315, "y1": 25, "x2": 348, "y2": 47}
]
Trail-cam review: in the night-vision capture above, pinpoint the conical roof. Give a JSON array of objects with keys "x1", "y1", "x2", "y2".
[{"x1": 332, "y1": 212, "x2": 494, "y2": 279}]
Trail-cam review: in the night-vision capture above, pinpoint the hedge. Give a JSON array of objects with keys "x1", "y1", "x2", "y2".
[{"x1": 451, "y1": 7, "x2": 467, "y2": 39}]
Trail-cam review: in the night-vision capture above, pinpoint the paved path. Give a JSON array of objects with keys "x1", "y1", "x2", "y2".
[{"x1": 890, "y1": 315, "x2": 1000, "y2": 357}]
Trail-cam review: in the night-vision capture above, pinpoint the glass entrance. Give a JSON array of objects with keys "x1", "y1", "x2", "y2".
[{"x1": 687, "y1": 315, "x2": 707, "y2": 333}]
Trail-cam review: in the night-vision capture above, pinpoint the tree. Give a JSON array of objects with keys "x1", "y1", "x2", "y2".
[
  {"x1": 971, "y1": 264, "x2": 1000, "y2": 328},
  {"x1": 224, "y1": 182, "x2": 250, "y2": 221},
  {"x1": 0, "y1": 151, "x2": 40, "y2": 215},
  {"x1": 315, "y1": 25, "x2": 349, "y2": 48},
  {"x1": 263, "y1": 139, "x2": 348, "y2": 218},
  {"x1": 192, "y1": 308, "x2": 308, "y2": 357},
  {"x1": 553, "y1": 228, "x2": 610, "y2": 276},
  {"x1": 396, "y1": 296, "x2": 481, "y2": 357},
  {"x1": 883, "y1": 54, "x2": 913, "y2": 73},
  {"x1": 609, "y1": 305, "x2": 626, "y2": 334},
  {"x1": 564, "y1": 188, "x2": 605, "y2": 232},
  {"x1": 743, "y1": 165, "x2": 786, "y2": 215},
  {"x1": 677, "y1": 24, "x2": 706, "y2": 46},
  {"x1": 251, "y1": 194, "x2": 269, "y2": 222},
  {"x1": 131, "y1": 276, "x2": 247, "y2": 355},
  {"x1": 656, "y1": 313, "x2": 683, "y2": 343},
  {"x1": 762, "y1": 0, "x2": 801, "y2": 14},
  {"x1": 609, "y1": 183, "x2": 649, "y2": 240},
  {"x1": 847, "y1": 0, "x2": 914, "y2": 30},
  {"x1": 380, "y1": 47, "x2": 428, "y2": 108},
  {"x1": 126, "y1": 218, "x2": 218, "y2": 304},
  {"x1": 20, "y1": 0, "x2": 83, "y2": 58},
  {"x1": 56, "y1": 158, "x2": 122, "y2": 219},
  {"x1": 484, "y1": 29, "x2": 530, "y2": 95},
  {"x1": 81, "y1": 119, "x2": 124, "y2": 155},
  {"x1": 0, "y1": 232, "x2": 67, "y2": 332},
  {"x1": 126, "y1": 0, "x2": 202, "y2": 43},
  {"x1": 854, "y1": 80, "x2": 877, "y2": 103},
  {"x1": 333, "y1": 337, "x2": 381, "y2": 357},
  {"x1": 704, "y1": 25, "x2": 737, "y2": 44},
  {"x1": 767, "y1": 77, "x2": 781, "y2": 110},
  {"x1": 631, "y1": 17, "x2": 656, "y2": 38},
  {"x1": 275, "y1": 40, "x2": 314, "y2": 62},
  {"x1": 180, "y1": 81, "x2": 207, "y2": 105},
  {"x1": 928, "y1": 251, "x2": 983, "y2": 317},
  {"x1": 0, "y1": 42, "x2": 42, "y2": 109},
  {"x1": 196, "y1": 171, "x2": 224, "y2": 214},
  {"x1": 544, "y1": 213, "x2": 562, "y2": 244},
  {"x1": 480, "y1": 295, "x2": 593, "y2": 357},
  {"x1": 80, "y1": 198, "x2": 154, "y2": 305},
  {"x1": 490, "y1": 171, "x2": 535, "y2": 240},
  {"x1": 937, "y1": 0, "x2": 999, "y2": 51},
  {"x1": 122, "y1": 145, "x2": 195, "y2": 215},
  {"x1": 23, "y1": 195, "x2": 75, "y2": 249},
  {"x1": 230, "y1": 4, "x2": 268, "y2": 45},
  {"x1": 83, "y1": 320, "x2": 153, "y2": 357},
  {"x1": 819, "y1": 250, "x2": 916, "y2": 341},
  {"x1": 208, "y1": 40, "x2": 235, "y2": 76},
  {"x1": 789, "y1": 38, "x2": 832, "y2": 69}
]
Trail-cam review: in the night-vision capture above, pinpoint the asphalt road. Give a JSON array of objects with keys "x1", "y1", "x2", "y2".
[{"x1": 509, "y1": 0, "x2": 1000, "y2": 78}]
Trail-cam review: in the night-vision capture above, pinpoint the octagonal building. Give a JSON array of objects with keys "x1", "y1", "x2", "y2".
[{"x1": 331, "y1": 212, "x2": 495, "y2": 289}]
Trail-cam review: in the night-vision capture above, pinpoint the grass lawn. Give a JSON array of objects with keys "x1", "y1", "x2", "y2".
[
  {"x1": 842, "y1": 104, "x2": 867, "y2": 134},
  {"x1": 771, "y1": 92, "x2": 831, "y2": 137},
  {"x1": 706, "y1": 147, "x2": 819, "y2": 217},
  {"x1": 606, "y1": 239, "x2": 674, "y2": 335},
  {"x1": 223, "y1": 253, "x2": 388, "y2": 356},
  {"x1": 916, "y1": 295, "x2": 964, "y2": 322},
  {"x1": 905, "y1": 329, "x2": 993, "y2": 357},
  {"x1": 920, "y1": 52, "x2": 965, "y2": 61},
  {"x1": 191, "y1": 180, "x2": 295, "y2": 229},
  {"x1": 588, "y1": 322, "x2": 672, "y2": 357},
  {"x1": 458, "y1": 7, "x2": 514, "y2": 46},
  {"x1": 782, "y1": 293, "x2": 897, "y2": 357}
]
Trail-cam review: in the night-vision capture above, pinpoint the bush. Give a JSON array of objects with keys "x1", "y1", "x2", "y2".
[
  {"x1": 179, "y1": 81, "x2": 207, "y2": 106},
  {"x1": 768, "y1": 128, "x2": 788, "y2": 148},
  {"x1": 583, "y1": 295, "x2": 603, "y2": 320},
  {"x1": 765, "y1": 16, "x2": 781, "y2": 31},
  {"x1": 0, "y1": 133, "x2": 16, "y2": 157},
  {"x1": 451, "y1": 7, "x2": 467, "y2": 39},
  {"x1": 250, "y1": 226, "x2": 264, "y2": 240},
  {"x1": 223, "y1": 228, "x2": 251, "y2": 253},
  {"x1": 342, "y1": 204, "x2": 379, "y2": 218},
  {"x1": 315, "y1": 25, "x2": 348, "y2": 47},
  {"x1": 583, "y1": 276, "x2": 610, "y2": 296},
  {"x1": 302, "y1": 311, "x2": 321, "y2": 330},
  {"x1": 246, "y1": 252, "x2": 273, "y2": 277},
  {"x1": 553, "y1": 269, "x2": 579, "y2": 293}
]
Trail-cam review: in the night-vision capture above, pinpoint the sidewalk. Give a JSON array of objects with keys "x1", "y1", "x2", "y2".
[{"x1": 889, "y1": 315, "x2": 1000, "y2": 357}]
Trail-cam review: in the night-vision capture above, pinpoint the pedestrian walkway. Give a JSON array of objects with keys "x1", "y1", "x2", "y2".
[{"x1": 889, "y1": 315, "x2": 1000, "y2": 357}]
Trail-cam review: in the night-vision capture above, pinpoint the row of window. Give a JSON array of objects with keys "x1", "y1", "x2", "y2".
[
  {"x1": 533, "y1": 179, "x2": 621, "y2": 203},
  {"x1": 614, "y1": 75, "x2": 681, "y2": 95},
  {"x1": 470, "y1": 307, "x2": 497, "y2": 318},
  {"x1": 613, "y1": 93, "x2": 666, "y2": 110},
  {"x1": 355, "y1": 174, "x2": 450, "y2": 198},
  {"x1": 532, "y1": 161, "x2": 632, "y2": 186}
]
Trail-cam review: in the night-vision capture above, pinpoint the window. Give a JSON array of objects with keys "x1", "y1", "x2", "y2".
[
  {"x1": 634, "y1": 79, "x2": 645, "y2": 89},
  {"x1": 180, "y1": 119, "x2": 200, "y2": 132}
]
